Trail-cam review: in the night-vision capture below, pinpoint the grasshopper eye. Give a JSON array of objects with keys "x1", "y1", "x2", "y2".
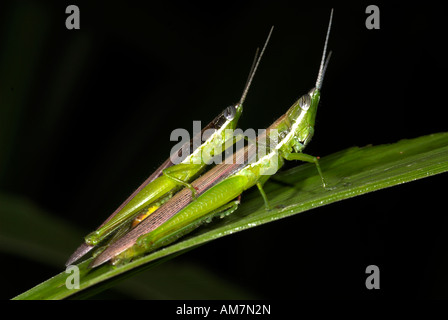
[
  {"x1": 298, "y1": 94, "x2": 311, "y2": 110},
  {"x1": 224, "y1": 105, "x2": 236, "y2": 120}
]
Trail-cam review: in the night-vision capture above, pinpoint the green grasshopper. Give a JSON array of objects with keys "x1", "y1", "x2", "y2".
[
  {"x1": 65, "y1": 28, "x2": 273, "y2": 265},
  {"x1": 90, "y1": 9, "x2": 333, "y2": 268}
]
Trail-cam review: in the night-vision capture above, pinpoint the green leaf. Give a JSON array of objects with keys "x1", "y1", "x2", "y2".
[
  {"x1": 0, "y1": 194, "x2": 83, "y2": 266},
  {"x1": 0, "y1": 195, "x2": 256, "y2": 299},
  {"x1": 13, "y1": 132, "x2": 448, "y2": 299}
]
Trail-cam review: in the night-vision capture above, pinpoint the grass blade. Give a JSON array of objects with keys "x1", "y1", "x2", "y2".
[{"x1": 13, "y1": 132, "x2": 448, "y2": 299}]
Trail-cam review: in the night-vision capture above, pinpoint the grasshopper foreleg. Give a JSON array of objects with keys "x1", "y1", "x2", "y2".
[{"x1": 283, "y1": 152, "x2": 327, "y2": 188}]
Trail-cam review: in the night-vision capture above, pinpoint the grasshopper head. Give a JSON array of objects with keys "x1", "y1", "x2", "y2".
[
  {"x1": 224, "y1": 103, "x2": 243, "y2": 129},
  {"x1": 271, "y1": 9, "x2": 333, "y2": 153},
  {"x1": 275, "y1": 87, "x2": 320, "y2": 153}
]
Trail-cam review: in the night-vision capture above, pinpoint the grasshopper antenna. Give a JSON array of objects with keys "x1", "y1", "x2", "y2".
[
  {"x1": 243, "y1": 47, "x2": 260, "y2": 93},
  {"x1": 315, "y1": 9, "x2": 333, "y2": 90},
  {"x1": 239, "y1": 26, "x2": 274, "y2": 105}
]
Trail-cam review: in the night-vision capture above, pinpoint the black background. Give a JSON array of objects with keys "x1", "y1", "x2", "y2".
[{"x1": 0, "y1": 1, "x2": 447, "y2": 299}]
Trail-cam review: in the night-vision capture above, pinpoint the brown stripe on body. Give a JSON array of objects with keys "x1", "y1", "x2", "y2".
[
  {"x1": 99, "y1": 109, "x2": 231, "y2": 227},
  {"x1": 99, "y1": 157, "x2": 174, "y2": 227},
  {"x1": 67, "y1": 109, "x2": 233, "y2": 266},
  {"x1": 93, "y1": 142, "x2": 254, "y2": 264}
]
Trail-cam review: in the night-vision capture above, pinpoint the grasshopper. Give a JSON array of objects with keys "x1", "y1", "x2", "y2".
[
  {"x1": 90, "y1": 10, "x2": 334, "y2": 268},
  {"x1": 65, "y1": 27, "x2": 273, "y2": 265}
]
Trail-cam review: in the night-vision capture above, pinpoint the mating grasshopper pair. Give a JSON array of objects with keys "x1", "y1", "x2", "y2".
[{"x1": 67, "y1": 9, "x2": 334, "y2": 268}]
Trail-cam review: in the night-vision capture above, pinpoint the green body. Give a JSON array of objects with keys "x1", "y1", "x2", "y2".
[
  {"x1": 89, "y1": 14, "x2": 332, "y2": 267},
  {"x1": 67, "y1": 27, "x2": 273, "y2": 265},
  {"x1": 91, "y1": 85, "x2": 326, "y2": 267},
  {"x1": 118, "y1": 88, "x2": 324, "y2": 262},
  {"x1": 85, "y1": 107, "x2": 243, "y2": 246}
]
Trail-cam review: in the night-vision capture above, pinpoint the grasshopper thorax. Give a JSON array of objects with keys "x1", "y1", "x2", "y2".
[{"x1": 274, "y1": 87, "x2": 321, "y2": 154}]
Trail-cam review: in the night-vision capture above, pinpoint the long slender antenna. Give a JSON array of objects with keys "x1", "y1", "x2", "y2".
[
  {"x1": 315, "y1": 9, "x2": 333, "y2": 90},
  {"x1": 321, "y1": 50, "x2": 332, "y2": 84},
  {"x1": 239, "y1": 26, "x2": 274, "y2": 105},
  {"x1": 243, "y1": 47, "x2": 260, "y2": 92}
]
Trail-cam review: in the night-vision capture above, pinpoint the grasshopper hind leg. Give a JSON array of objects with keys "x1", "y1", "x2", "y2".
[
  {"x1": 111, "y1": 198, "x2": 242, "y2": 265},
  {"x1": 136, "y1": 198, "x2": 241, "y2": 250}
]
